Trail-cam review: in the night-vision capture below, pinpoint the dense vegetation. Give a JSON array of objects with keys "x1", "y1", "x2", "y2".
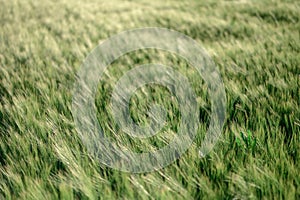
[{"x1": 0, "y1": 0, "x2": 299, "y2": 199}]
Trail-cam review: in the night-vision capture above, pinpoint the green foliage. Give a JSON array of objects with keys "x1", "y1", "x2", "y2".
[
  {"x1": 235, "y1": 130, "x2": 257, "y2": 153},
  {"x1": 0, "y1": 0, "x2": 299, "y2": 199}
]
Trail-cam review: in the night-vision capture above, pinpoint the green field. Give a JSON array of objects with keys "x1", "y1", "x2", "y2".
[{"x1": 0, "y1": 0, "x2": 299, "y2": 199}]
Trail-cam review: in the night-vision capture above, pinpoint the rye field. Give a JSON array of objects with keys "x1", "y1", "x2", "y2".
[{"x1": 0, "y1": 0, "x2": 299, "y2": 199}]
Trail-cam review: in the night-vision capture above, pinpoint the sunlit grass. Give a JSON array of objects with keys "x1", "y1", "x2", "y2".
[{"x1": 0, "y1": 0, "x2": 299, "y2": 199}]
